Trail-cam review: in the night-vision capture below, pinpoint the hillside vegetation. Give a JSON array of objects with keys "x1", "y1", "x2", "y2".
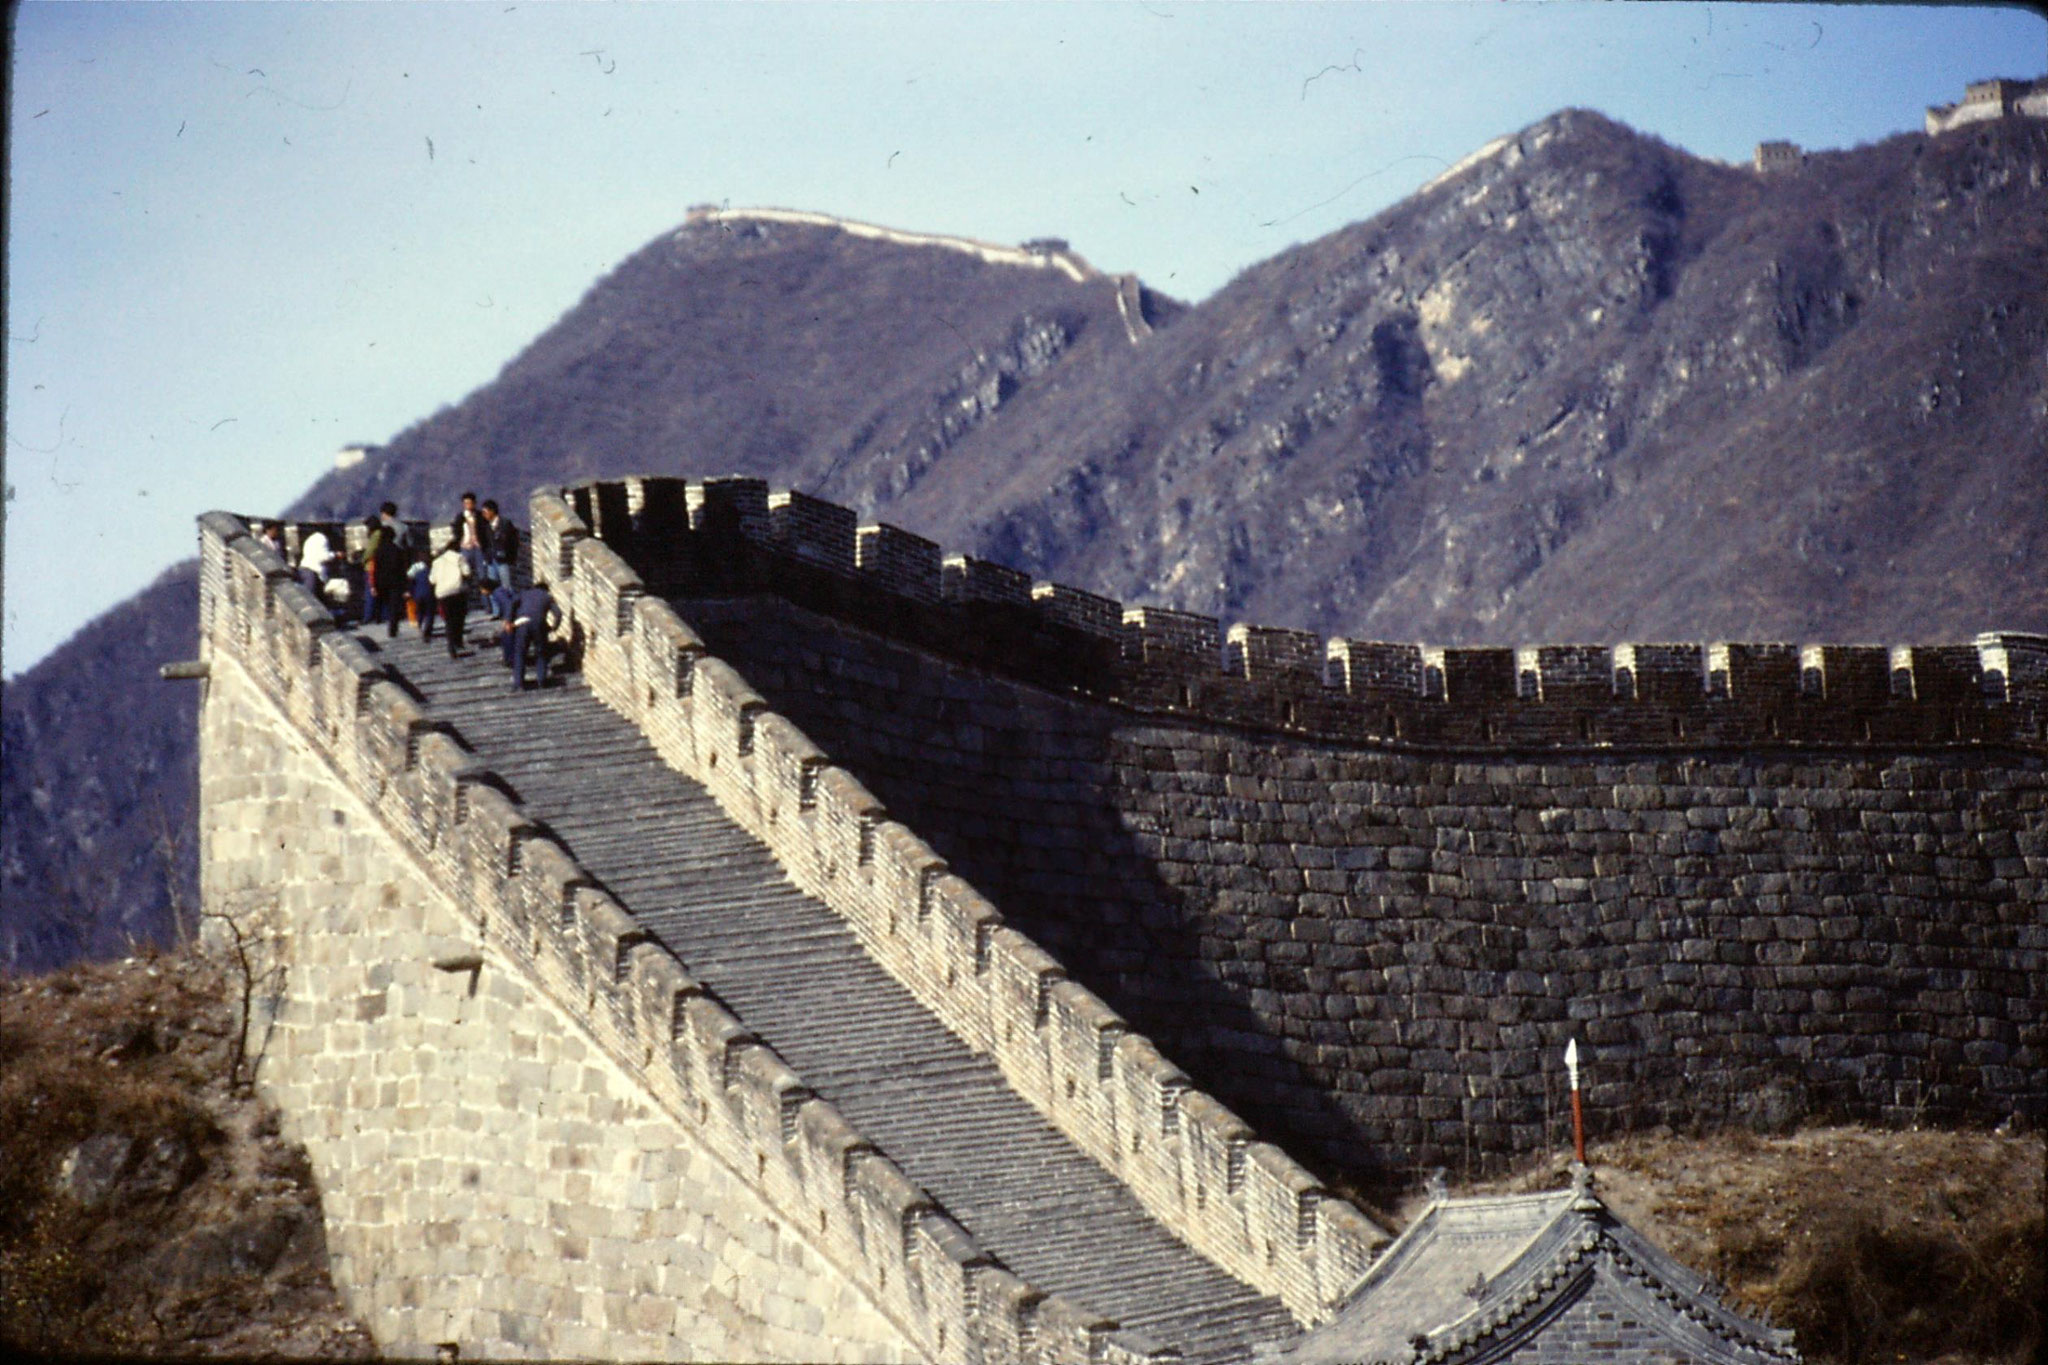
[{"x1": 1446, "y1": 1127, "x2": 2043, "y2": 1365}]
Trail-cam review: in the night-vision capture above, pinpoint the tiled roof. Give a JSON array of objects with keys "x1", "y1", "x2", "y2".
[{"x1": 1267, "y1": 1169, "x2": 1799, "y2": 1365}]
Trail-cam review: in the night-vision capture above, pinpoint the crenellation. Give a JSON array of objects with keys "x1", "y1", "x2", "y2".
[
  {"x1": 1442, "y1": 646, "x2": 1519, "y2": 708},
  {"x1": 585, "y1": 481, "x2": 637, "y2": 556},
  {"x1": 577, "y1": 893, "x2": 646, "y2": 1029},
  {"x1": 771, "y1": 490, "x2": 860, "y2": 573},
  {"x1": 1032, "y1": 580, "x2": 1125, "y2": 640},
  {"x1": 628, "y1": 475, "x2": 693, "y2": 546},
  {"x1": 1418, "y1": 645, "x2": 1449, "y2": 702},
  {"x1": 751, "y1": 710, "x2": 830, "y2": 827},
  {"x1": 1027, "y1": 1295, "x2": 1119, "y2": 1365},
  {"x1": 1889, "y1": 644, "x2": 1917, "y2": 700},
  {"x1": 687, "y1": 475, "x2": 773, "y2": 540},
  {"x1": 970, "y1": 1266, "x2": 1039, "y2": 1363},
  {"x1": 809, "y1": 764, "x2": 887, "y2": 892},
  {"x1": 1127, "y1": 607, "x2": 1226, "y2": 670},
  {"x1": 1227, "y1": 624, "x2": 1325, "y2": 689},
  {"x1": 1982, "y1": 631, "x2": 2048, "y2": 706},
  {"x1": 529, "y1": 492, "x2": 588, "y2": 585},
  {"x1": 1327, "y1": 639, "x2": 1424, "y2": 700},
  {"x1": 203, "y1": 482, "x2": 2046, "y2": 1358},
  {"x1": 944, "y1": 553, "x2": 1035, "y2": 607},
  {"x1": 726, "y1": 1039, "x2": 806, "y2": 1169},
  {"x1": 902, "y1": 1208, "x2": 974, "y2": 1335},
  {"x1": 540, "y1": 474, "x2": 2015, "y2": 753}
]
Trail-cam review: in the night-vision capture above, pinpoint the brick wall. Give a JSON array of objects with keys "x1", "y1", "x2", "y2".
[
  {"x1": 530, "y1": 493, "x2": 1389, "y2": 1325},
  {"x1": 676, "y1": 593, "x2": 2044, "y2": 1184},
  {"x1": 558, "y1": 478, "x2": 2045, "y2": 1189}
]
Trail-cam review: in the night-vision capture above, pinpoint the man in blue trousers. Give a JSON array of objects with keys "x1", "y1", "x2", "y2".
[{"x1": 502, "y1": 583, "x2": 563, "y2": 690}]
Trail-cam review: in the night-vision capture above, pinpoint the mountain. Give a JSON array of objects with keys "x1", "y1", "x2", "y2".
[
  {"x1": 289, "y1": 213, "x2": 1171, "y2": 523},
  {"x1": 866, "y1": 109, "x2": 2048, "y2": 644},
  {"x1": 7, "y1": 108, "x2": 2045, "y2": 970},
  {"x1": 3, "y1": 220, "x2": 1143, "y2": 973},
  {"x1": 3, "y1": 564, "x2": 199, "y2": 970}
]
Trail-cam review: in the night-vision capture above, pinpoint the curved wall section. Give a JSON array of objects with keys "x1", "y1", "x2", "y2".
[
  {"x1": 565, "y1": 477, "x2": 2047, "y2": 1186},
  {"x1": 200, "y1": 501, "x2": 1349, "y2": 1363}
]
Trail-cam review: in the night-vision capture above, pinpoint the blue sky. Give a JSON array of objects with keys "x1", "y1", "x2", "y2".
[{"x1": 6, "y1": 1, "x2": 2043, "y2": 677}]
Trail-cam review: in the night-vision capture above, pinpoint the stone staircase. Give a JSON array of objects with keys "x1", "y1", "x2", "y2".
[{"x1": 360, "y1": 626, "x2": 1300, "y2": 1364}]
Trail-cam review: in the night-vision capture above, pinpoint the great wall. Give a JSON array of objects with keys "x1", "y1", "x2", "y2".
[
  {"x1": 1923, "y1": 76, "x2": 2048, "y2": 136},
  {"x1": 195, "y1": 479, "x2": 2044, "y2": 1360},
  {"x1": 684, "y1": 207, "x2": 1155, "y2": 343}
]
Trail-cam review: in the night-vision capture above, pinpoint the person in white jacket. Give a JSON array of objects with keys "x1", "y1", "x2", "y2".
[
  {"x1": 297, "y1": 527, "x2": 338, "y2": 604},
  {"x1": 425, "y1": 543, "x2": 472, "y2": 656}
]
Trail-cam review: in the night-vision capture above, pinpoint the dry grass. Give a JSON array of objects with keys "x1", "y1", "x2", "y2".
[
  {"x1": 0, "y1": 949, "x2": 374, "y2": 1359},
  {"x1": 1441, "y1": 1125, "x2": 2044, "y2": 1365}
]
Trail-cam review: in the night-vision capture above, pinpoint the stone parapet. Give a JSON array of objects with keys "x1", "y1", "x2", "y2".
[
  {"x1": 531, "y1": 488, "x2": 1390, "y2": 1327},
  {"x1": 552, "y1": 478, "x2": 2045, "y2": 758}
]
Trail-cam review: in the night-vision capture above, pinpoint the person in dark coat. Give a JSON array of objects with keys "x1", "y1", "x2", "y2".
[
  {"x1": 365, "y1": 503, "x2": 410, "y2": 638},
  {"x1": 480, "y1": 500, "x2": 520, "y2": 605},
  {"x1": 501, "y1": 583, "x2": 562, "y2": 689}
]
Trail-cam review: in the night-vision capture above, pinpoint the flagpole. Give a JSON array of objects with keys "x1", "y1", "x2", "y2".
[{"x1": 1566, "y1": 1038, "x2": 1585, "y2": 1166}]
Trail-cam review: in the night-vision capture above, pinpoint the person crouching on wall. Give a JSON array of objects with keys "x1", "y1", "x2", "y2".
[{"x1": 501, "y1": 583, "x2": 563, "y2": 690}]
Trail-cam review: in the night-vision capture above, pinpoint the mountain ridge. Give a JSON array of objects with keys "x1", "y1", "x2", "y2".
[{"x1": 6, "y1": 105, "x2": 2044, "y2": 971}]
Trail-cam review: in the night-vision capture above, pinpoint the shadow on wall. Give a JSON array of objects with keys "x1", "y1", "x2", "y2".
[
  {"x1": 674, "y1": 593, "x2": 1391, "y2": 1197},
  {"x1": 599, "y1": 480, "x2": 2043, "y2": 1206}
]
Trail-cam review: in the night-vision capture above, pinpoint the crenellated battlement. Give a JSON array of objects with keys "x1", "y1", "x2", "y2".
[
  {"x1": 199, "y1": 472, "x2": 2045, "y2": 1355},
  {"x1": 1925, "y1": 75, "x2": 2048, "y2": 135},
  {"x1": 197, "y1": 510, "x2": 1241, "y2": 1364},
  {"x1": 548, "y1": 476, "x2": 2047, "y2": 758}
]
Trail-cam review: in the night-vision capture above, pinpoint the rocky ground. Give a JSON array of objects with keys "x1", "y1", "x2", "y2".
[{"x1": 0, "y1": 948, "x2": 374, "y2": 1359}]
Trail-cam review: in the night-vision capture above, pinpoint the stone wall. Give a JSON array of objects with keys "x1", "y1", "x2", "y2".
[
  {"x1": 199, "y1": 650, "x2": 919, "y2": 1361},
  {"x1": 1925, "y1": 76, "x2": 2048, "y2": 136},
  {"x1": 682, "y1": 207, "x2": 1099, "y2": 285},
  {"x1": 195, "y1": 511, "x2": 1219, "y2": 1363},
  {"x1": 564, "y1": 477, "x2": 2047, "y2": 1187}
]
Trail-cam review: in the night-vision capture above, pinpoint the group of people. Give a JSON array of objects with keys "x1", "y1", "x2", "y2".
[{"x1": 271, "y1": 492, "x2": 562, "y2": 690}]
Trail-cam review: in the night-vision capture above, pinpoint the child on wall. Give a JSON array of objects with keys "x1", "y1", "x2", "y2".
[{"x1": 407, "y1": 549, "x2": 433, "y2": 630}]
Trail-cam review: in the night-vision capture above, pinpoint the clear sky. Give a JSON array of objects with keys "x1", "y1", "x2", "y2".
[{"x1": 5, "y1": 1, "x2": 2042, "y2": 678}]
